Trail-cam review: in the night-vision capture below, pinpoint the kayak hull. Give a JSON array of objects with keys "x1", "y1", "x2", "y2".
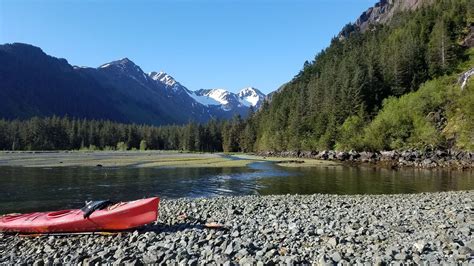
[{"x1": 0, "y1": 197, "x2": 159, "y2": 233}]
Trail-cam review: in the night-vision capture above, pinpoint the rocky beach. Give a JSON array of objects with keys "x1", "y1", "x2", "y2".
[{"x1": 1, "y1": 191, "x2": 473, "y2": 265}]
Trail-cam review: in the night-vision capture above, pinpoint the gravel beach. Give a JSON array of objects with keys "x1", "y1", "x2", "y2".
[{"x1": 1, "y1": 191, "x2": 473, "y2": 265}]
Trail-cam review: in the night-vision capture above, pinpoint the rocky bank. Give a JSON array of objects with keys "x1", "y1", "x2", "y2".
[
  {"x1": 257, "y1": 149, "x2": 474, "y2": 169},
  {"x1": 1, "y1": 191, "x2": 473, "y2": 264}
]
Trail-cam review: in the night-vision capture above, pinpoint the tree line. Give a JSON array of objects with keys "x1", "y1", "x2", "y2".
[{"x1": 0, "y1": 115, "x2": 254, "y2": 152}]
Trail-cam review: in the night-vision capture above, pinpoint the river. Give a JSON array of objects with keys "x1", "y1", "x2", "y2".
[{"x1": 0, "y1": 157, "x2": 473, "y2": 213}]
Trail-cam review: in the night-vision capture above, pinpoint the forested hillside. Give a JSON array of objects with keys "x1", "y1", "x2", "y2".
[{"x1": 248, "y1": 0, "x2": 473, "y2": 152}]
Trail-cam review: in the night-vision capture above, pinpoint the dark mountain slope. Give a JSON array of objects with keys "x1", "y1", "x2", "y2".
[
  {"x1": 0, "y1": 43, "x2": 125, "y2": 121},
  {"x1": 76, "y1": 58, "x2": 186, "y2": 125},
  {"x1": 0, "y1": 43, "x2": 264, "y2": 125}
]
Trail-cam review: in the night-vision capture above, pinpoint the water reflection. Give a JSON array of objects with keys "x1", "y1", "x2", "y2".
[{"x1": 0, "y1": 161, "x2": 473, "y2": 214}]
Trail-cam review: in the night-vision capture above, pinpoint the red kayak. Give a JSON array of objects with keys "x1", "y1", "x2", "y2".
[{"x1": 0, "y1": 197, "x2": 159, "y2": 233}]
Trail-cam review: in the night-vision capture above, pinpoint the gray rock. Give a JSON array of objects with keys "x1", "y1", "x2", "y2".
[
  {"x1": 458, "y1": 246, "x2": 473, "y2": 256},
  {"x1": 187, "y1": 258, "x2": 198, "y2": 266},
  {"x1": 327, "y1": 237, "x2": 338, "y2": 247},
  {"x1": 33, "y1": 259, "x2": 44, "y2": 266},
  {"x1": 142, "y1": 253, "x2": 158, "y2": 263},
  {"x1": 113, "y1": 248, "x2": 125, "y2": 259},
  {"x1": 394, "y1": 253, "x2": 407, "y2": 260},
  {"x1": 43, "y1": 244, "x2": 54, "y2": 253},
  {"x1": 237, "y1": 248, "x2": 249, "y2": 257},
  {"x1": 224, "y1": 242, "x2": 234, "y2": 255},
  {"x1": 265, "y1": 249, "x2": 277, "y2": 258},
  {"x1": 331, "y1": 251, "x2": 342, "y2": 262},
  {"x1": 288, "y1": 223, "x2": 297, "y2": 231}
]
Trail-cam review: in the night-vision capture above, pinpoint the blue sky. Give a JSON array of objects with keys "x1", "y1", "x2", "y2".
[{"x1": 0, "y1": 0, "x2": 375, "y2": 94}]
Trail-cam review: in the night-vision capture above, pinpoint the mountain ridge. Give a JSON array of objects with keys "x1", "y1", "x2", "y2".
[{"x1": 0, "y1": 43, "x2": 266, "y2": 125}]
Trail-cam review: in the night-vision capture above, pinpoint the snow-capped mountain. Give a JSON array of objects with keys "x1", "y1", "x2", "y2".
[
  {"x1": 193, "y1": 89, "x2": 241, "y2": 111},
  {"x1": 237, "y1": 87, "x2": 266, "y2": 108},
  {"x1": 148, "y1": 71, "x2": 191, "y2": 94},
  {"x1": 190, "y1": 87, "x2": 265, "y2": 111},
  {"x1": 149, "y1": 71, "x2": 176, "y2": 86},
  {"x1": 148, "y1": 71, "x2": 266, "y2": 113},
  {"x1": 0, "y1": 43, "x2": 265, "y2": 125},
  {"x1": 95, "y1": 59, "x2": 265, "y2": 116}
]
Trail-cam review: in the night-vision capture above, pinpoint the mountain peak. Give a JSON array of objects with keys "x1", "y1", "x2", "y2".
[
  {"x1": 237, "y1": 87, "x2": 265, "y2": 108},
  {"x1": 149, "y1": 71, "x2": 177, "y2": 87},
  {"x1": 191, "y1": 87, "x2": 265, "y2": 110},
  {"x1": 0, "y1": 43, "x2": 46, "y2": 55},
  {"x1": 117, "y1": 57, "x2": 133, "y2": 64},
  {"x1": 238, "y1": 87, "x2": 264, "y2": 97},
  {"x1": 99, "y1": 57, "x2": 138, "y2": 69}
]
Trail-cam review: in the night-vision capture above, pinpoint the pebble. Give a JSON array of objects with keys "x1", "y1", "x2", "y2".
[
  {"x1": 331, "y1": 251, "x2": 342, "y2": 262},
  {"x1": 0, "y1": 191, "x2": 473, "y2": 264}
]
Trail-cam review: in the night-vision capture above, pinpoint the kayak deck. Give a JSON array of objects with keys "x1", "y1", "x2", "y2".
[{"x1": 0, "y1": 197, "x2": 159, "y2": 233}]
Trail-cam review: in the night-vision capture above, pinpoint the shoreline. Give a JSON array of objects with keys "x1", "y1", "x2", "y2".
[
  {"x1": 0, "y1": 149, "x2": 473, "y2": 170},
  {"x1": 1, "y1": 191, "x2": 473, "y2": 264},
  {"x1": 256, "y1": 149, "x2": 474, "y2": 170}
]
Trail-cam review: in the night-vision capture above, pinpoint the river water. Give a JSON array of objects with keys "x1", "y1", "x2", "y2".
[{"x1": 1, "y1": 159, "x2": 473, "y2": 213}]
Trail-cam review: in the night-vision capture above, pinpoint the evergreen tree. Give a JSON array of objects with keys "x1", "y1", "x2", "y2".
[{"x1": 427, "y1": 19, "x2": 454, "y2": 76}]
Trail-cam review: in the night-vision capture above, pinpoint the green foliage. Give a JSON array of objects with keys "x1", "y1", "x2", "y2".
[
  {"x1": 443, "y1": 48, "x2": 474, "y2": 150},
  {"x1": 88, "y1": 145, "x2": 98, "y2": 151},
  {"x1": 140, "y1": 140, "x2": 147, "y2": 151},
  {"x1": 249, "y1": 0, "x2": 471, "y2": 152},
  {"x1": 0, "y1": 117, "x2": 224, "y2": 152},
  {"x1": 335, "y1": 114, "x2": 366, "y2": 151},
  {"x1": 358, "y1": 47, "x2": 474, "y2": 151},
  {"x1": 222, "y1": 115, "x2": 244, "y2": 152},
  {"x1": 116, "y1": 141, "x2": 128, "y2": 151},
  {"x1": 361, "y1": 78, "x2": 447, "y2": 150},
  {"x1": 240, "y1": 123, "x2": 256, "y2": 153},
  {"x1": 427, "y1": 19, "x2": 457, "y2": 76},
  {"x1": 445, "y1": 83, "x2": 474, "y2": 150}
]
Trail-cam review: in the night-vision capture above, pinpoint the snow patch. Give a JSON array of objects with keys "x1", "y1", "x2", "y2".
[
  {"x1": 187, "y1": 91, "x2": 222, "y2": 106},
  {"x1": 149, "y1": 71, "x2": 177, "y2": 87},
  {"x1": 205, "y1": 89, "x2": 231, "y2": 105},
  {"x1": 237, "y1": 87, "x2": 265, "y2": 107}
]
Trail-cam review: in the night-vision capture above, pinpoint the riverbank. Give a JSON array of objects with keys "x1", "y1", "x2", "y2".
[
  {"x1": 1, "y1": 191, "x2": 472, "y2": 264},
  {"x1": 256, "y1": 149, "x2": 474, "y2": 169}
]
